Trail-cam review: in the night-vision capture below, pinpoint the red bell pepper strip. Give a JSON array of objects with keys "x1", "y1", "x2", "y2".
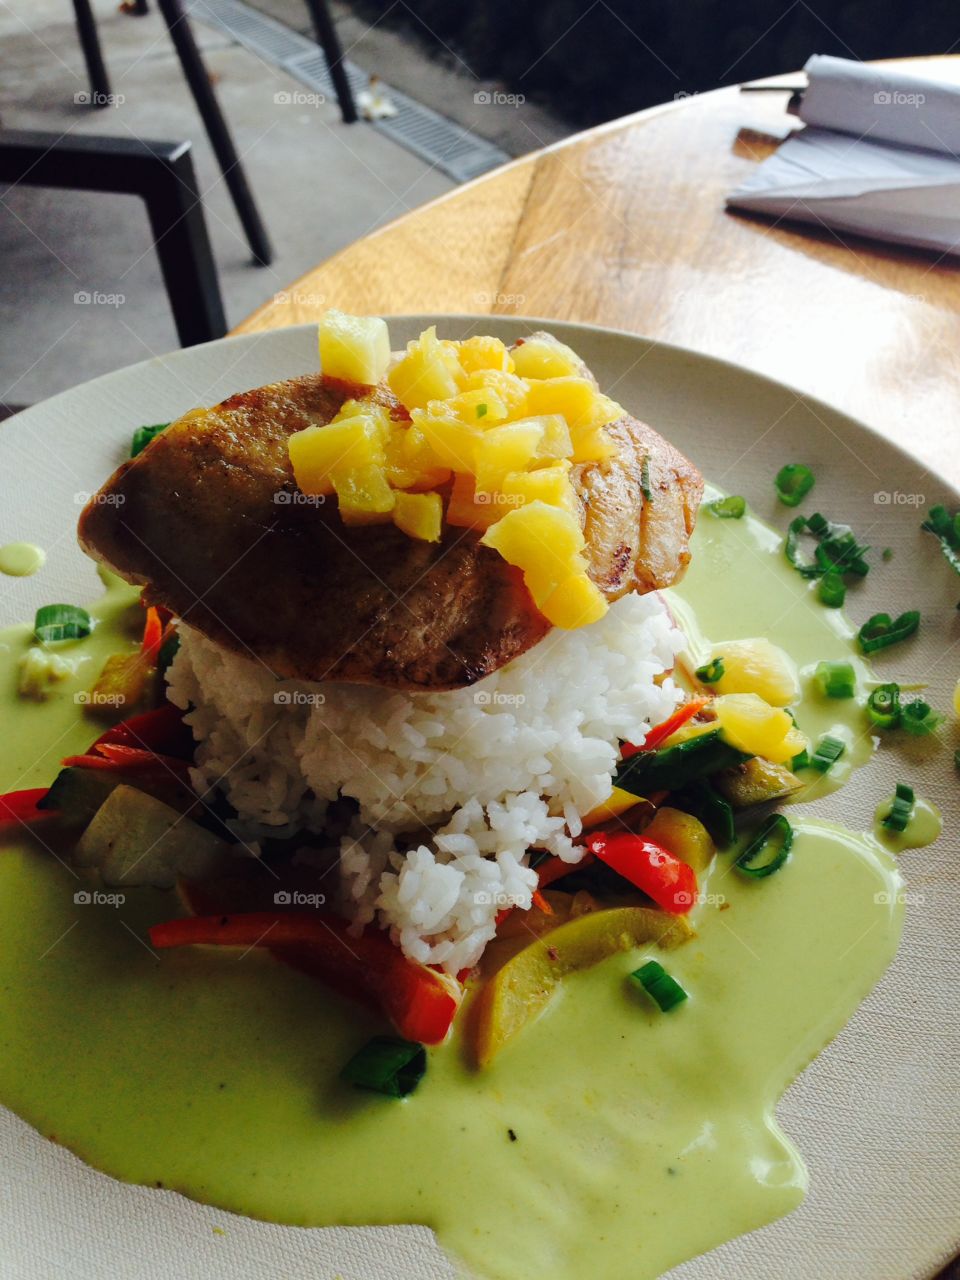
[
  {"x1": 62, "y1": 745, "x2": 190, "y2": 776},
  {"x1": 0, "y1": 787, "x2": 57, "y2": 832},
  {"x1": 140, "y1": 607, "x2": 163, "y2": 665},
  {"x1": 621, "y1": 696, "x2": 712, "y2": 758},
  {"x1": 584, "y1": 831, "x2": 696, "y2": 914},
  {"x1": 92, "y1": 703, "x2": 194, "y2": 760},
  {"x1": 149, "y1": 912, "x2": 461, "y2": 1044}
]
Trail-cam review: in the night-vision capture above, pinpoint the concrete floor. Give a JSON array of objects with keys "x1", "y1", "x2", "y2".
[{"x1": 0, "y1": 0, "x2": 494, "y2": 405}]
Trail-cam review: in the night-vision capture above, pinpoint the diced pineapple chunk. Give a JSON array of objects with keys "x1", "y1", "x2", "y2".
[
  {"x1": 445, "y1": 472, "x2": 502, "y2": 531},
  {"x1": 318, "y1": 310, "x2": 390, "y2": 386},
  {"x1": 500, "y1": 463, "x2": 578, "y2": 514},
  {"x1": 333, "y1": 462, "x2": 395, "y2": 523},
  {"x1": 474, "y1": 420, "x2": 545, "y2": 494},
  {"x1": 708, "y1": 638, "x2": 799, "y2": 707},
  {"x1": 463, "y1": 369, "x2": 529, "y2": 419},
  {"x1": 458, "y1": 335, "x2": 514, "y2": 374},
  {"x1": 388, "y1": 326, "x2": 462, "y2": 410},
  {"x1": 288, "y1": 414, "x2": 385, "y2": 496},
  {"x1": 381, "y1": 423, "x2": 450, "y2": 491},
  {"x1": 412, "y1": 410, "x2": 481, "y2": 473},
  {"x1": 534, "y1": 414, "x2": 575, "y2": 463},
  {"x1": 510, "y1": 337, "x2": 581, "y2": 380},
  {"x1": 536, "y1": 571, "x2": 607, "y2": 628},
  {"x1": 392, "y1": 490, "x2": 442, "y2": 542},
  {"x1": 568, "y1": 421, "x2": 618, "y2": 463},
  {"x1": 525, "y1": 376, "x2": 600, "y2": 427},
  {"x1": 584, "y1": 393, "x2": 624, "y2": 429},
  {"x1": 580, "y1": 785, "x2": 647, "y2": 829},
  {"x1": 713, "y1": 694, "x2": 807, "y2": 765},
  {"x1": 430, "y1": 387, "x2": 508, "y2": 425}
]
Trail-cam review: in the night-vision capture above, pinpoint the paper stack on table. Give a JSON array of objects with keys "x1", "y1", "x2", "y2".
[{"x1": 727, "y1": 55, "x2": 960, "y2": 256}]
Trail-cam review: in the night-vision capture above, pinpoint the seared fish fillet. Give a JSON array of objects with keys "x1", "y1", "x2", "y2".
[{"x1": 79, "y1": 347, "x2": 702, "y2": 691}]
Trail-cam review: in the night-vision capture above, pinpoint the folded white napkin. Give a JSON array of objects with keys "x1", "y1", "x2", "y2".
[{"x1": 727, "y1": 55, "x2": 960, "y2": 256}]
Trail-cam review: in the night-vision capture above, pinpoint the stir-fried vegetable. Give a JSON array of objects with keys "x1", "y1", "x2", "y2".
[
  {"x1": 674, "y1": 778, "x2": 736, "y2": 844},
  {"x1": 150, "y1": 911, "x2": 461, "y2": 1044},
  {"x1": 631, "y1": 960, "x2": 688, "y2": 1011},
  {"x1": 472, "y1": 906, "x2": 692, "y2": 1065},
  {"x1": 615, "y1": 729, "x2": 747, "y2": 796},
  {"x1": 34, "y1": 604, "x2": 93, "y2": 643},
  {"x1": 130, "y1": 422, "x2": 171, "y2": 457},
  {"x1": 584, "y1": 831, "x2": 697, "y2": 913},
  {"x1": 695, "y1": 657, "x2": 724, "y2": 684},
  {"x1": 622, "y1": 696, "x2": 713, "y2": 757},
  {"x1": 91, "y1": 703, "x2": 193, "y2": 759},
  {"x1": 639, "y1": 807, "x2": 716, "y2": 874},
  {"x1": 0, "y1": 787, "x2": 56, "y2": 834},
  {"x1": 712, "y1": 757, "x2": 802, "y2": 809},
  {"x1": 340, "y1": 1036, "x2": 427, "y2": 1098}
]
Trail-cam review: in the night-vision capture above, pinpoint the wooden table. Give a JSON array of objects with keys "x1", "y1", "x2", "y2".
[{"x1": 235, "y1": 58, "x2": 960, "y2": 488}]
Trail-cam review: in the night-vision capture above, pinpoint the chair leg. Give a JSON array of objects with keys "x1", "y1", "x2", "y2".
[
  {"x1": 155, "y1": 0, "x2": 274, "y2": 266},
  {"x1": 302, "y1": 0, "x2": 358, "y2": 124},
  {"x1": 72, "y1": 0, "x2": 113, "y2": 107}
]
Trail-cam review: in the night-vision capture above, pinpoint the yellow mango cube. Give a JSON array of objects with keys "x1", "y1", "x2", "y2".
[
  {"x1": 474, "y1": 420, "x2": 544, "y2": 494},
  {"x1": 708, "y1": 638, "x2": 800, "y2": 707},
  {"x1": 524, "y1": 376, "x2": 600, "y2": 428},
  {"x1": 318, "y1": 310, "x2": 390, "y2": 386},
  {"x1": 500, "y1": 464, "x2": 578, "y2": 514},
  {"x1": 458, "y1": 335, "x2": 514, "y2": 374},
  {"x1": 510, "y1": 337, "x2": 581, "y2": 380},
  {"x1": 713, "y1": 694, "x2": 807, "y2": 765},
  {"x1": 430, "y1": 388, "x2": 508, "y2": 426},
  {"x1": 334, "y1": 463, "x2": 395, "y2": 522},
  {"x1": 411, "y1": 410, "x2": 480, "y2": 473},
  {"x1": 463, "y1": 369, "x2": 529, "y2": 420},
  {"x1": 392, "y1": 490, "x2": 442, "y2": 542},
  {"x1": 288, "y1": 414, "x2": 385, "y2": 496},
  {"x1": 388, "y1": 326, "x2": 461, "y2": 410},
  {"x1": 481, "y1": 501, "x2": 584, "y2": 579}
]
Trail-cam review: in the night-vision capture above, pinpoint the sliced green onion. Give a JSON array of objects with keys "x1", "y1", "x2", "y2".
[
  {"x1": 882, "y1": 547, "x2": 894, "y2": 562},
  {"x1": 785, "y1": 516, "x2": 824, "y2": 579},
  {"x1": 785, "y1": 513, "x2": 869, "y2": 582},
  {"x1": 131, "y1": 422, "x2": 171, "y2": 457},
  {"x1": 631, "y1": 960, "x2": 688, "y2": 1012},
  {"x1": 817, "y1": 572, "x2": 846, "y2": 608},
  {"x1": 614, "y1": 731, "x2": 748, "y2": 796},
  {"x1": 774, "y1": 463, "x2": 815, "y2": 507},
  {"x1": 809, "y1": 734, "x2": 845, "y2": 773},
  {"x1": 735, "y1": 813, "x2": 793, "y2": 879},
  {"x1": 857, "y1": 611, "x2": 920, "y2": 655},
  {"x1": 707, "y1": 495, "x2": 745, "y2": 519},
  {"x1": 340, "y1": 1036, "x2": 426, "y2": 1098},
  {"x1": 867, "y1": 683, "x2": 902, "y2": 730},
  {"x1": 900, "y1": 700, "x2": 944, "y2": 737},
  {"x1": 475, "y1": 402, "x2": 488, "y2": 419},
  {"x1": 34, "y1": 604, "x2": 93, "y2": 643},
  {"x1": 640, "y1": 457, "x2": 652, "y2": 502},
  {"x1": 695, "y1": 657, "x2": 725, "y2": 684},
  {"x1": 814, "y1": 660, "x2": 856, "y2": 699},
  {"x1": 791, "y1": 747, "x2": 810, "y2": 771},
  {"x1": 676, "y1": 779, "x2": 735, "y2": 846},
  {"x1": 881, "y1": 782, "x2": 915, "y2": 833},
  {"x1": 920, "y1": 505, "x2": 960, "y2": 604}
]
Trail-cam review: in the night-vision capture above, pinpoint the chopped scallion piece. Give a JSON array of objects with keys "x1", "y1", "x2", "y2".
[
  {"x1": 814, "y1": 660, "x2": 856, "y2": 699},
  {"x1": 785, "y1": 513, "x2": 870, "y2": 583},
  {"x1": 130, "y1": 422, "x2": 171, "y2": 457},
  {"x1": 882, "y1": 547, "x2": 894, "y2": 562},
  {"x1": 900, "y1": 700, "x2": 944, "y2": 737},
  {"x1": 867, "y1": 683, "x2": 902, "y2": 730},
  {"x1": 340, "y1": 1035, "x2": 426, "y2": 1098},
  {"x1": 774, "y1": 463, "x2": 815, "y2": 507},
  {"x1": 881, "y1": 782, "x2": 915, "y2": 833},
  {"x1": 809, "y1": 734, "x2": 845, "y2": 773},
  {"x1": 695, "y1": 656, "x2": 724, "y2": 684},
  {"x1": 791, "y1": 747, "x2": 810, "y2": 771},
  {"x1": 640, "y1": 457, "x2": 652, "y2": 502},
  {"x1": 631, "y1": 960, "x2": 688, "y2": 1012},
  {"x1": 857, "y1": 611, "x2": 920, "y2": 654},
  {"x1": 818, "y1": 572, "x2": 846, "y2": 608},
  {"x1": 707, "y1": 495, "x2": 745, "y2": 519},
  {"x1": 34, "y1": 604, "x2": 93, "y2": 644},
  {"x1": 475, "y1": 403, "x2": 488, "y2": 419},
  {"x1": 920, "y1": 505, "x2": 960, "y2": 604},
  {"x1": 735, "y1": 813, "x2": 793, "y2": 879}
]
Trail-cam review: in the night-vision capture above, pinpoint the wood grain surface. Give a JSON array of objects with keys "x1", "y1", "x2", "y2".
[{"x1": 235, "y1": 59, "x2": 960, "y2": 488}]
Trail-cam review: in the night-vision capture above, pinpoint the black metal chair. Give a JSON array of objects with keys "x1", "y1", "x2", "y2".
[{"x1": 0, "y1": 129, "x2": 227, "y2": 348}]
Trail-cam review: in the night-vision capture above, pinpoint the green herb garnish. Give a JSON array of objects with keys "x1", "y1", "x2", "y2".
[
  {"x1": 735, "y1": 813, "x2": 793, "y2": 879},
  {"x1": 814, "y1": 660, "x2": 855, "y2": 699},
  {"x1": 131, "y1": 422, "x2": 171, "y2": 457},
  {"x1": 881, "y1": 782, "x2": 915, "y2": 833},
  {"x1": 695, "y1": 657, "x2": 725, "y2": 684},
  {"x1": 631, "y1": 960, "x2": 687, "y2": 1012},
  {"x1": 867, "y1": 683, "x2": 902, "y2": 730},
  {"x1": 817, "y1": 572, "x2": 846, "y2": 608},
  {"x1": 34, "y1": 604, "x2": 93, "y2": 643},
  {"x1": 857, "y1": 611, "x2": 919, "y2": 654},
  {"x1": 707, "y1": 495, "x2": 745, "y2": 519},
  {"x1": 774, "y1": 463, "x2": 815, "y2": 507},
  {"x1": 640, "y1": 457, "x2": 652, "y2": 502},
  {"x1": 785, "y1": 512, "x2": 869, "y2": 583},
  {"x1": 340, "y1": 1036, "x2": 426, "y2": 1098},
  {"x1": 809, "y1": 734, "x2": 845, "y2": 773},
  {"x1": 920, "y1": 505, "x2": 960, "y2": 600}
]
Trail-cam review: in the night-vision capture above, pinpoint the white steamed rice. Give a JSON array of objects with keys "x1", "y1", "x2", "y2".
[{"x1": 166, "y1": 592, "x2": 683, "y2": 973}]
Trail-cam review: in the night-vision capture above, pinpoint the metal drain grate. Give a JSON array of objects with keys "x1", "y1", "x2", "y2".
[{"x1": 184, "y1": 0, "x2": 510, "y2": 182}]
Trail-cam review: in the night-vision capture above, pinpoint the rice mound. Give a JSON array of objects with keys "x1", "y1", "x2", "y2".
[{"x1": 166, "y1": 593, "x2": 684, "y2": 972}]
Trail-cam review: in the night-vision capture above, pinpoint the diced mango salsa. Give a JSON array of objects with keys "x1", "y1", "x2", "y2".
[
  {"x1": 392, "y1": 490, "x2": 442, "y2": 542},
  {"x1": 714, "y1": 693, "x2": 807, "y2": 764},
  {"x1": 433, "y1": 387, "x2": 508, "y2": 425},
  {"x1": 458, "y1": 335, "x2": 514, "y2": 374},
  {"x1": 446, "y1": 472, "x2": 504, "y2": 531},
  {"x1": 288, "y1": 414, "x2": 385, "y2": 496},
  {"x1": 474, "y1": 420, "x2": 544, "y2": 494},
  {"x1": 511, "y1": 337, "x2": 581, "y2": 380},
  {"x1": 333, "y1": 462, "x2": 395, "y2": 523},
  {"x1": 388, "y1": 326, "x2": 462, "y2": 410},
  {"x1": 525, "y1": 377, "x2": 600, "y2": 428},
  {"x1": 463, "y1": 369, "x2": 529, "y2": 420},
  {"x1": 412, "y1": 410, "x2": 481, "y2": 472},
  {"x1": 318, "y1": 310, "x2": 390, "y2": 386},
  {"x1": 534, "y1": 414, "x2": 575, "y2": 462},
  {"x1": 708, "y1": 638, "x2": 799, "y2": 707},
  {"x1": 500, "y1": 463, "x2": 577, "y2": 514}
]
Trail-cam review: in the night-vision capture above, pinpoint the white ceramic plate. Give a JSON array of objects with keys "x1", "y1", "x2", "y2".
[{"x1": 1, "y1": 318, "x2": 957, "y2": 1280}]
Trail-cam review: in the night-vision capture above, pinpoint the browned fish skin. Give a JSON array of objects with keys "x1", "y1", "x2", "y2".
[{"x1": 78, "y1": 343, "x2": 702, "y2": 690}]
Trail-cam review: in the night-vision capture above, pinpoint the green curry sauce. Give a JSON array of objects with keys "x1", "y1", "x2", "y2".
[{"x1": 0, "y1": 493, "x2": 930, "y2": 1280}]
